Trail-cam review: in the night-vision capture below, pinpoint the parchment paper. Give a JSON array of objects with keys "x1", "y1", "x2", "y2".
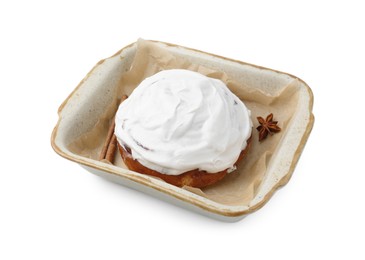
[{"x1": 69, "y1": 39, "x2": 299, "y2": 206}]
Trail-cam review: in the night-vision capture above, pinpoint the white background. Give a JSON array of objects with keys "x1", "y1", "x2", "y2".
[{"x1": 1, "y1": 0, "x2": 364, "y2": 259}]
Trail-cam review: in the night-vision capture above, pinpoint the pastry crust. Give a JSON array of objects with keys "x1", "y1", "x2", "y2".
[{"x1": 117, "y1": 136, "x2": 252, "y2": 188}]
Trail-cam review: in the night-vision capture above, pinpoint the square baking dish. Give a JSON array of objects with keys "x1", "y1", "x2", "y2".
[{"x1": 51, "y1": 40, "x2": 314, "y2": 222}]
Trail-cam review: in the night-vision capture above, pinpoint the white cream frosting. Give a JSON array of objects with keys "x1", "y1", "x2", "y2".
[{"x1": 115, "y1": 69, "x2": 252, "y2": 175}]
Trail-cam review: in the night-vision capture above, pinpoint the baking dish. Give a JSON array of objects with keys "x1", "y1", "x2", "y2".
[{"x1": 51, "y1": 40, "x2": 314, "y2": 221}]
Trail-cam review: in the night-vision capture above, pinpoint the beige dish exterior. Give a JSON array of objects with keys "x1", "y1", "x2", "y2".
[{"x1": 51, "y1": 40, "x2": 314, "y2": 222}]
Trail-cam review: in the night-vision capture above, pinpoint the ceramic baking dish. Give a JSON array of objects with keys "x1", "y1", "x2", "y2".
[{"x1": 51, "y1": 40, "x2": 314, "y2": 222}]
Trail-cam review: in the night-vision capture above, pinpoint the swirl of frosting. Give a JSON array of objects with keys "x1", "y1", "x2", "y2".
[{"x1": 115, "y1": 69, "x2": 252, "y2": 175}]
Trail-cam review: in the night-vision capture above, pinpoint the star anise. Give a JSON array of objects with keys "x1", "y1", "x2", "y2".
[{"x1": 256, "y1": 113, "x2": 281, "y2": 142}]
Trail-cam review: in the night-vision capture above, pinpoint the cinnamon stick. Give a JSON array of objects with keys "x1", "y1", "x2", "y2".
[
  {"x1": 99, "y1": 119, "x2": 116, "y2": 161},
  {"x1": 105, "y1": 134, "x2": 117, "y2": 163},
  {"x1": 99, "y1": 94, "x2": 128, "y2": 163}
]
